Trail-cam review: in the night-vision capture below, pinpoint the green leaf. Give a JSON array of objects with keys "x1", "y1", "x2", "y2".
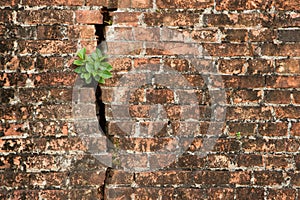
[
  {"x1": 77, "y1": 48, "x2": 86, "y2": 60},
  {"x1": 100, "y1": 70, "x2": 112, "y2": 79},
  {"x1": 86, "y1": 77, "x2": 92, "y2": 84},
  {"x1": 83, "y1": 73, "x2": 91, "y2": 80},
  {"x1": 86, "y1": 55, "x2": 93, "y2": 63},
  {"x1": 94, "y1": 75, "x2": 100, "y2": 82},
  {"x1": 94, "y1": 60, "x2": 101, "y2": 70},
  {"x1": 85, "y1": 63, "x2": 94, "y2": 73},
  {"x1": 100, "y1": 62, "x2": 113, "y2": 71},
  {"x1": 73, "y1": 60, "x2": 85, "y2": 66},
  {"x1": 74, "y1": 66, "x2": 83, "y2": 73},
  {"x1": 91, "y1": 52, "x2": 98, "y2": 61},
  {"x1": 96, "y1": 48, "x2": 102, "y2": 57},
  {"x1": 98, "y1": 77, "x2": 105, "y2": 84}
]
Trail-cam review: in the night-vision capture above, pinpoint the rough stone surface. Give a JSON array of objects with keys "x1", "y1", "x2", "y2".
[{"x1": 1, "y1": 0, "x2": 300, "y2": 199}]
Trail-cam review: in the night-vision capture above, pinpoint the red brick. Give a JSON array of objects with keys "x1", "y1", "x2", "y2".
[
  {"x1": 134, "y1": 188, "x2": 175, "y2": 200},
  {"x1": 33, "y1": 72, "x2": 76, "y2": 87},
  {"x1": 230, "y1": 89, "x2": 262, "y2": 104},
  {"x1": 133, "y1": 27, "x2": 160, "y2": 41},
  {"x1": 275, "y1": 59, "x2": 300, "y2": 74},
  {"x1": 203, "y1": 13, "x2": 268, "y2": 27},
  {"x1": 203, "y1": 43, "x2": 253, "y2": 57},
  {"x1": 254, "y1": 171, "x2": 284, "y2": 186},
  {"x1": 274, "y1": 0, "x2": 300, "y2": 11},
  {"x1": 242, "y1": 138, "x2": 286, "y2": 153},
  {"x1": 258, "y1": 122, "x2": 288, "y2": 136},
  {"x1": 0, "y1": 0, "x2": 19, "y2": 6},
  {"x1": 144, "y1": 12, "x2": 200, "y2": 27},
  {"x1": 291, "y1": 122, "x2": 300, "y2": 136},
  {"x1": 86, "y1": 0, "x2": 107, "y2": 6},
  {"x1": 230, "y1": 171, "x2": 251, "y2": 185},
  {"x1": 236, "y1": 154, "x2": 263, "y2": 167},
  {"x1": 194, "y1": 170, "x2": 230, "y2": 185},
  {"x1": 17, "y1": 10, "x2": 74, "y2": 25},
  {"x1": 236, "y1": 188, "x2": 264, "y2": 200},
  {"x1": 0, "y1": 10, "x2": 13, "y2": 24},
  {"x1": 135, "y1": 171, "x2": 192, "y2": 186},
  {"x1": 22, "y1": 0, "x2": 83, "y2": 5},
  {"x1": 70, "y1": 170, "x2": 106, "y2": 186},
  {"x1": 260, "y1": 44, "x2": 300, "y2": 57},
  {"x1": 173, "y1": 154, "x2": 206, "y2": 169},
  {"x1": 39, "y1": 190, "x2": 69, "y2": 200},
  {"x1": 107, "y1": 170, "x2": 134, "y2": 185},
  {"x1": 18, "y1": 40, "x2": 76, "y2": 54},
  {"x1": 274, "y1": 106, "x2": 300, "y2": 119},
  {"x1": 267, "y1": 189, "x2": 296, "y2": 200},
  {"x1": 131, "y1": 0, "x2": 153, "y2": 8},
  {"x1": 206, "y1": 154, "x2": 231, "y2": 168},
  {"x1": 222, "y1": 29, "x2": 248, "y2": 42},
  {"x1": 278, "y1": 29, "x2": 300, "y2": 42},
  {"x1": 157, "y1": 0, "x2": 213, "y2": 9},
  {"x1": 218, "y1": 59, "x2": 247, "y2": 75},
  {"x1": 146, "y1": 88, "x2": 174, "y2": 104},
  {"x1": 266, "y1": 76, "x2": 300, "y2": 88},
  {"x1": 227, "y1": 122, "x2": 256, "y2": 136},
  {"x1": 105, "y1": 187, "x2": 133, "y2": 200},
  {"x1": 226, "y1": 106, "x2": 273, "y2": 121},
  {"x1": 216, "y1": 0, "x2": 272, "y2": 10},
  {"x1": 113, "y1": 27, "x2": 134, "y2": 41},
  {"x1": 264, "y1": 90, "x2": 291, "y2": 104},
  {"x1": 113, "y1": 12, "x2": 141, "y2": 26},
  {"x1": 249, "y1": 28, "x2": 277, "y2": 42},
  {"x1": 76, "y1": 10, "x2": 103, "y2": 24},
  {"x1": 176, "y1": 188, "x2": 206, "y2": 199},
  {"x1": 264, "y1": 155, "x2": 293, "y2": 170}
]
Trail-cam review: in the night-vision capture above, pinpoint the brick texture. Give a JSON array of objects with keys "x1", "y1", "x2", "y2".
[{"x1": 1, "y1": 0, "x2": 300, "y2": 199}]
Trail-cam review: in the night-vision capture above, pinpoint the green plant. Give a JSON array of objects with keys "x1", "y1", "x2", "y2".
[
  {"x1": 73, "y1": 48, "x2": 113, "y2": 84},
  {"x1": 236, "y1": 132, "x2": 241, "y2": 140}
]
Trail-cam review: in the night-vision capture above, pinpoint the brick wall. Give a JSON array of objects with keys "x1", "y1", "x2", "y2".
[{"x1": 1, "y1": 0, "x2": 300, "y2": 199}]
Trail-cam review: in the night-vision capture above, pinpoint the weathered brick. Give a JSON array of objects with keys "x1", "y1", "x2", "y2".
[
  {"x1": 274, "y1": 0, "x2": 300, "y2": 11},
  {"x1": 226, "y1": 106, "x2": 273, "y2": 120},
  {"x1": 222, "y1": 29, "x2": 248, "y2": 42},
  {"x1": 264, "y1": 155, "x2": 293, "y2": 170},
  {"x1": 0, "y1": 10, "x2": 13, "y2": 24},
  {"x1": 260, "y1": 43, "x2": 300, "y2": 57},
  {"x1": 254, "y1": 171, "x2": 284, "y2": 185},
  {"x1": 274, "y1": 106, "x2": 300, "y2": 119},
  {"x1": 76, "y1": 10, "x2": 103, "y2": 24},
  {"x1": 18, "y1": 40, "x2": 77, "y2": 54},
  {"x1": 275, "y1": 59, "x2": 300, "y2": 74},
  {"x1": 248, "y1": 28, "x2": 277, "y2": 42},
  {"x1": 291, "y1": 122, "x2": 300, "y2": 136},
  {"x1": 22, "y1": 0, "x2": 83, "y2": 5},
  {"x1": 194, "y1": 170, "x2": 230, "y2": 185},
  {"x1": 242, "y1": 138, "x2": 286, "y2": 153},
  {"x1": 131, "y1": 0, "x2": 153, "y2": 8},
  {"x1": 216, "y1": 0, "x2": 272, "y2": 10},
  {"x1": 230, "y1": 89, "x2": 262, "y2": 104},
  {"x1": 227, "y1": 122, "x2": 256, "y2": 136},
  {"x1": 264, "y1": 90, "x2": 291, "y2": 104},
  {"x1": 135, "y1": 171, "x2": 192, "y2": 186},
  {"x1": 70, "y1": 170, "x2": 106, "y2": 186},
  {"x1": 0, "y1": 0, "x2": 19, "y2": 6},
  {"x1": 267, "y1": 189, "x2": 296, "y2": 200},
  {"x1": 17, "y1": 10, "x2": 74, "y2": 25},
  {"x1": 144, "y1": 12, "x2": 200, "y2": 27},
  {"x1": 236, "y1": 188, "x2": 264, "y2": 200},
  {"x1": 236, "y1": 154, "x2": 263, "y2": 167},
  {"x1": 157, "y1": 0, "x2": 213, "y2": 9},
  {"x1": 266, "y1": 76, "x2": 300, "y2": 88},
  {"x1": 113, "y1": 12, "x2": 141, "y2": 26},
  {"x1": 37, "y1": 25, "x2": 66, "y2": 39},
  {"x1": 39, "y1": 190, "x2": 69, "y2": 200},
  {"x1": 278, "y1": 29, "x2": 300, "y2": 42},
  {"x1": 258, "y1": 122, "x2": 288, "y2": 136},
  {"x1": 203, "y1": 43, "x2": 253, "y2": 57}
]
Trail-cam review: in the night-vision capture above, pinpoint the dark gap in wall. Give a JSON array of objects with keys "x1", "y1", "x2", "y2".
[{"x1": 94, "y1": 7, "x2": 116, "y2": 135}]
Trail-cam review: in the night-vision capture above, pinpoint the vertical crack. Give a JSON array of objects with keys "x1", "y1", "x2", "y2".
[{"x1": 94, "y1": 7, "x2": 117, "y2": 200}]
